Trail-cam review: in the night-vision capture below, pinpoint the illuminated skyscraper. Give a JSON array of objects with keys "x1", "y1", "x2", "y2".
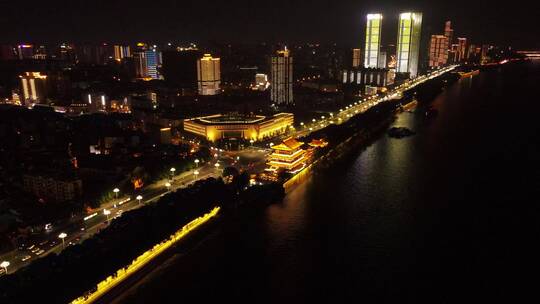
[
  {"x1": 352, "y1": 48, "x2": 361, "y2": 68},
  {"x1": 197, "y1": 54, "x2": 221, "y2": 95},
  {"x1": 429, "y1": 35, "x2": 449, "y2": 67},
  {"x1": 457, "y1": 38, "x2": 467, "y2": 62},
  {"x1": 134, "y1": 51, "x2": 147, "y2": 78},
  {"x1": 270, "y1": 48, "x2": 293, "y2": 105},
  {"x1": 19, "y1": 72, "x2": 48, "y2": 105},
  {"x1": 396, "y1": 12, "x2": 423, "y2": 78},
  {"x1": 364, "y1": 13, "x2": 382, "y2": 68},
  {"x1": 145, "y1": 48, "x2": 160, "y2": 79},
  {"x1": 444, "y1": 21, "x2": 454, "y2": 47},
  {"x1": 114, "y1": 45, "x2": 131, "y2": 62}
]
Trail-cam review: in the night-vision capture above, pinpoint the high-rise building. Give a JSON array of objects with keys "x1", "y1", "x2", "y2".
[
  {"x1": 162, "y1": 49, "x2": 201, "y2": 89},
  {"x1": 444, "y1": 21, "x2": 454, "y2": 47},
  {"x1": 457, "y1": 38, "x2": 467, "y2": 62},
  {"x1": 133, "y1": 51, "x2": 147, "y2": 78},
  {"x1": 396, "y1": 12, "x2": 423, "y2": 78},
  {"x1": 145, "y1": 48, "x2": 160, "y2": 80},
  {"x1": 352, "y1": 48, "x2": 361, "y2": 68},
  {"x1": 197, "y1": 54, "x2": 221, "y2": 95},
  {"x1": 468, "y1": 44, "x2": 479, "y2": 61},
  {"x1": 114, "y1": 45, "x2": 131, "y2": 62},
  {"x1": 19, "y1": 72, "x2": 48, "y2": 105},
  {"x1": 429, "y1": 35, "x2": 449, "y2": 68},
  {"x1": 364, "y1": 13, "x2": 383, "y2": 68},
  {"x1": 77, "y1": 44, "x2": 109, "y2": 65},
  {"x1": 270, "y1": 48, "x2": 293, "y2": 105}
]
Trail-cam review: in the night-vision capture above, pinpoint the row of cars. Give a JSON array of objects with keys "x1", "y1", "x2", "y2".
[{"x1": 18, "y1": 236, "x2": 81, "y2": 263}]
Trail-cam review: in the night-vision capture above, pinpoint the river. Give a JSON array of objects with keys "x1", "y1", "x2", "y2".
[{"x1": 113, "y1": 62, "x2": 540, "y2": 303}]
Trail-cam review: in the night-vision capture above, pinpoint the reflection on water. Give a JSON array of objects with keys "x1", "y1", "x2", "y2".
[{"x1": 122, "y1": 63, "x2": 540, "y2": 303}]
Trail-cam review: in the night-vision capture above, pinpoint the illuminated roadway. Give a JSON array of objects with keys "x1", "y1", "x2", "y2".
[
  {"x1": 290, "y1": 65, "x2": 458, "y2": 140},
  {"x1": 0, "y1": 153, "x2": 243, "y2": 275}
]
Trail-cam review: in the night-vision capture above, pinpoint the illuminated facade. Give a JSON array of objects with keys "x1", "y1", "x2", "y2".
[
  {"x1": 197, "y1": 54, "x2": 221, "y2": 95},
  {"x1": 254, "y1": 73, "x2": 270, "y2": 91},
  {"x1": 396, "y1": 12, "x2": 423, "y2": 78},
  {"x1": 352, "y1": 48, "x2": 361, "y2": 68},
  {"x1": 364, "y1": 14, "x2": 382, "y2": 68},
  {"x1": 270, "y1": 48, "x2": 293, "y2": 105},
  {"x1": 267, "y1": 137, "x2": 307, "y2": 174},
  {"x1": 184, "y1": 112, "x2": 294, "y2": 142},
  {"x1": 457, "y1": 38, "x2": 467, "y2": 62},
  {"x1": 114, "y1": 45, "x2": 131, "y2": 61},
  {"x1": 444, "y1": 21, "x2": 454, "y2": 48},
  {"x1": 429, "y1": 35, "x2": 449, "y2": 67},
  {"x1": 134, "y1": 51, "x2": 147, "y2": 78},
  {"x1": 19, "y1": 72, "x2": 47, "y2": 105},
  {"x1": 145, "y1": 49, "x2": 160, "y2": 79},
  {"x1": 342, "y1": 68, "x2": 391, "y2": 87}
]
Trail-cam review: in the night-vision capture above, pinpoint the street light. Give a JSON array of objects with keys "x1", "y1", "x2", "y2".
[
  {"x1": 214, "y1": 163, "x2": 220, "y2": 172},
  {"x1": 113, "y1": 188, "x2": 120, "y2": 199},
  {"x1": 165, "y1": 182, "x2": 171, "y2": 191},
  {"x1": 103, "y1": 209, "x2": 111, "y2": 221},
  {"x1": 194, "y1": 170, "x2": 199, "y2": 180},
  {"x1": 170, "y1": 167, "x2": 176, "y2": 180},
  {"x1": 58, "y1": 232, "x2": 67, "y2": 249},
  {"x1": 136, "y1": 195, "x2": 143, "y2": 205},
  {"x1": 194, "y1": 159, "x2": 200, "y2": 167},
  {"x1": 1, "y1": 261, "x2": 9, "y2": 275}
]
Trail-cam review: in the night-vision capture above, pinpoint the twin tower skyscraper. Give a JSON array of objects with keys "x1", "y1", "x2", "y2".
[{"x1": 364, "y1": 12, "x2": 423, "y2": 78}]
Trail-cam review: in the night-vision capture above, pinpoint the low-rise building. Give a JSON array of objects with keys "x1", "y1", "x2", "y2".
[
  {"x1": 183, "y1": 112, "x2": 294, "y2": 142},
  {"x1": 266, "y1": 137, "x2": 307, "y2": 174},
  {"x1": 23, "y1": 174, "x2": 83, "y2": 203},
  {"x1": 342, "y1": 68, "x2": 392, "y2": 87}
]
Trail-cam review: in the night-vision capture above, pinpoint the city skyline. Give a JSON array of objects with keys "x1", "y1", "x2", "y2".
[
  {"x1": 0, "y1": 1, "x2": 538, "y2": 303},
  {"x1": 0, "y1": 1, "x2": 538, "y2": 49}
]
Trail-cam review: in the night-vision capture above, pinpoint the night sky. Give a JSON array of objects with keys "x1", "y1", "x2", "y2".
[{"x1": 0, "y1": 0, "x2": 538, "y2": 48}]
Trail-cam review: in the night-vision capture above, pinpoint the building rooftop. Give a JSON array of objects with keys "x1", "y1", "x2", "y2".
[
  {"x1": 271, "y1": 137, "x2": 303, "y2": 151},
  {"x1": 186, "y1": 113, "x2": 292, "y2": 126}
]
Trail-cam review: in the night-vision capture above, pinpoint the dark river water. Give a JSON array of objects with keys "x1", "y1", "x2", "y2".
[{"x1": 117, "y1": 62, "x2": 540, "y2": 303}]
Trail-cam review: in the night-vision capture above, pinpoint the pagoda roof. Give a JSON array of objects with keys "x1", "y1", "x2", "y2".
[{"x1": 271, "y1": 137, "x2": 304, "y2": 151}]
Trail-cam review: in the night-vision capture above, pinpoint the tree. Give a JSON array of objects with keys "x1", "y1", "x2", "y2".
[{"x1": 222, "y1": 166, "x2": 240, "y2": 178}]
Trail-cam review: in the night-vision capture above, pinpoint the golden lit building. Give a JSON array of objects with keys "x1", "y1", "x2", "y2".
[
  {"x1": 266, "y1": 137, "x2": 307, "y2": 174},
  {"x1": 429, "y1": 35, "x2": 449, "y2": 67},
  {"x1": 197, "y1": 54, "x2": 221, "y2": 95},
  {"x1": 184, "y1": 112, "x2": 294, "y2": 142},
  {"x1": 114, "y1": 45, "x2": 131, "y2": 61},
  {"x1": 19, "y1": 72, "x2": 48, "y2": 105}
]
